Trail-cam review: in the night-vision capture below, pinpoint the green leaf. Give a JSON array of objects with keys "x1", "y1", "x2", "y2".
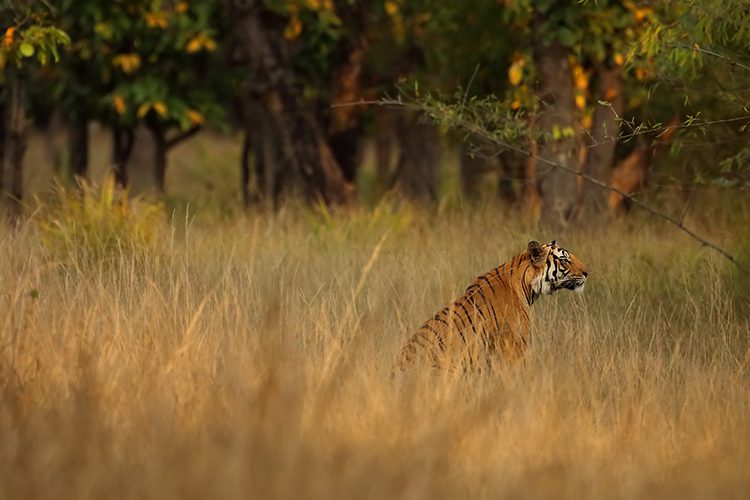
[
  {"x1": 558, "y1": 27, "x2": 577, "y2": 47},
  {"x1": 19, "y1": 42, "x2": 35, "y2": 58}
]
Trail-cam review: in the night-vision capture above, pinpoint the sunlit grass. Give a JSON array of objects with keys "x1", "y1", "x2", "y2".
[{"x1": 1, "y1": 194, "x2": 748, "y2": 499}]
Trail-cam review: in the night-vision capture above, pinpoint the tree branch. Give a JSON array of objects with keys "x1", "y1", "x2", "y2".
[
  {"x1": 165, "y1": 125, "x2": 202, "y2": 151},
  {"x1": 333, "y1": 97, "x2": 748, "y2": 274}
]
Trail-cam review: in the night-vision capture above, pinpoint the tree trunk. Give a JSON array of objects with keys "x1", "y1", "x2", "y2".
[
  {"x1": 68, "y1": 118, "x2": 89, "y2": 180},
  {"x1": 112, "y1": 127, "x2": 133, "y2": 187},
  {"x1": 524, "y1": 139, "x2": 542, "y2": 219},
  {"x1": 392, "y1": 116, "x2": 442, "y2": 201},
  {"x1": 498, "y1": 150, "x2": 525, "y2": 206},
  {"x1": 243, "y1": 99, "x2": 285, "y2": 207},
  {"x1": 148, "y1": 122, "x2": 168, "y2": 193},
  {"x1": 0, "y1": 86, "x2": 6, "y2": 197},
  {"x1": 7, "y1": 71, "x2": 26, "y2": 223},
  {"x1": 327, "y1": 41, "x2": 367, "y2": 183},
  {"x1": 607, "y1": 116, "x2": 680, "y2": 214},
  {"x1": 460, "y1": 144, "x2": 493, "y2": 200},
  {"x1": 582, "y1": 65, "x2": 623, "y2": 213},
  {"x1": 226, "y1": 0, "x2": 354, "y2": 205},
  {"x1": 607, "y1": 140, "x2": 651, "y2": 214},
  {"x1": 460, "y1": 140, "x2": 524, "y2": 204},
  {"x1": 241, "y1": 132, "x2": 251, "y2": 208},
  {"x1": 144, "y1": 121, "x2": 200, "y2": 194},
  {"x1": 373, "y1": 107, "x2": 398, "y2": 197},
  {"x1": 532, "y1": 12, "x2": 579, "y2": 225}
]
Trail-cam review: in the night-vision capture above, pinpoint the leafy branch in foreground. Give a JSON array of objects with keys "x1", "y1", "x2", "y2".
[{"x1": 335, "y1": 93, "x2": 747, "y2": 274}]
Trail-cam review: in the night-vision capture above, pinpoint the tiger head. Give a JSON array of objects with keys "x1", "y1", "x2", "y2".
[{"x1": 527, "y1": 240, "x2": 588, "y2": 297}]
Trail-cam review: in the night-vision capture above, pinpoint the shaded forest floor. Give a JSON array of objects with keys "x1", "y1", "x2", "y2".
[{"x1": 1, "y1": 179, "x2": 749, "y2": 498}]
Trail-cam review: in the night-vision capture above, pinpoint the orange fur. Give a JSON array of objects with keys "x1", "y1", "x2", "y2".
[{"x1": 398, "y1": 241, "x2": 588, "y2": 370}]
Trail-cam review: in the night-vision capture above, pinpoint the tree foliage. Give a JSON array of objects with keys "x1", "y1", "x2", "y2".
[
  {"x1": 0, "y1": 0, "x2": 746, "y2": 212},
  {"x1": 57, "y1": 0, "x2": 225, "y2": 133}
]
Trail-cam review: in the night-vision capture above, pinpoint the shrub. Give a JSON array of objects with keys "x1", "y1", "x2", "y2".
[{"x1": 36, "y1": 176, "x2": 163, "y2": 266}]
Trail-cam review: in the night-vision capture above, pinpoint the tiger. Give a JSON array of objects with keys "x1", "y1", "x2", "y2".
[{"x1": 398, "y1": 240, "x2": 588, "y2": 370}]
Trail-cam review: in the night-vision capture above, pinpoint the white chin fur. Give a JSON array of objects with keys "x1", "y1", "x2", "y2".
[
  {"x1": 536, "y1": 277, "x2": 551, "y2": 296},
  {"x1": 574, "y1": 283, "x2": 585, "y2": 294}
]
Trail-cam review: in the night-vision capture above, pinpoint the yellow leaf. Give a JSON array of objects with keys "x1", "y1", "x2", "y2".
[
  {"x1": 152, "y1": 101, "x2": 168, "y2": 118},
  {"x1": 4, "y1": 27, "x2": 15, "y2": 47},
  {"x1": 508, "y1": 59, "x2": 525, "y2": 86},
  {"x1": 113, "y1": 53, "x2": 141, "y2": 74},
  {"x1": 145, "y1": 12, "x2": 169, "y2": 29},
  {"x1": 573, "y1": 65, "x2": 588, "y2": 90},
  {"x1": 175, "y1": 2, "x2": 189, "y2": 14},
  {"x1": 582, "y1": 113, "x2": 592, "y2": 129},
  {"x1": 613, "y1": 53, "x2": 624, "y2": 66},
  {"x1": 203, "y1": 37, "x2": 217, "y2": 52},
  {"x1": 575, "y1": 93, "x2": 586, "y2": 110},
  {"x1": 137, "y1": 103, "x2": 151, "y2": 119},
  {"x1": 511, "y1": 99, "x2": 521, "y2": 110},
  {"x1": 604, "y1": 86, "x2": 619, "y2": 100},
  {"x1": 284, "y1": 16, "x2": 302, "y2": 40},
  {"x1": 114, "y1": 95, "x2": 126, "y2": 115},
  {"x1": 187, "y1": 109, "x2": 205, "y2": 125},
  {"x1": 384, "y1": 1, "x2": 399, "y2": 16},
  {"x1": 185, "y1": 37, "x2": 202, "y2": 54}
]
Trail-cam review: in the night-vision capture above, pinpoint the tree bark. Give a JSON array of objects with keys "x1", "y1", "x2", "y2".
[
  {"x1": 0, "y1": 86, "x2": 6, "y2": 197},
  {"x1": 373, "y1": 107, "x2": 398, "y2": 197},
  {"x1": 327, "y1": 40, "x2": 367, "y2": 183},
  {"x1": 524, "y1": 139, "x2": 542, "y2": 218},
  {"x1": 460, "y1": 143, "x2": 494, "y2": 199},
  {"x1": 226, "y1": 0, "x2": 354, "y2": 205},
  {"x1": 112, "y1": 126, "x2": 134, "y2": 187},
  {"x1": 7, "y1": 71, "x2": 26, "y2": 223},
  {"x1": 241, "y1": 132, "x2": 251, "y2": 208},
  {"x1": 498, "y1": 150, "x2": 525, "y2": 206},
  {"x1": 392, "y1": 116, "x2": 442, "y2": 201},
  {"x1": 607, "y1": 140, "x2": 651, "y2": 214},
  {"x1": 242, "y1": 99, "x2": 285, "y2": 207},
  {"x1": 532, "y1": 12, "x2": 579, "y2": 225},
  {"x1": 68, "y1": 118, "x2": 89, "y2": 180},
  {"x1": 460, "y1": 140, "x2": 524, "y2": 204},
  {"x1": 582, "y1": 65, "x2": 623, "y2": 213},
  {"x1": 607, "y1": 116, "x2": 680, "y2": 214},
  {"x1": 145, "y1": 121, "x2": 201, "y2": 194},
  {"x1": 148, "y1": 123, "x2": 168, "y2": 193}
]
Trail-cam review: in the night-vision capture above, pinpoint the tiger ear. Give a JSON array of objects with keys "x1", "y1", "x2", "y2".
[{"x1": 527, "y1": 240, "x2": 545, "y2": 265}]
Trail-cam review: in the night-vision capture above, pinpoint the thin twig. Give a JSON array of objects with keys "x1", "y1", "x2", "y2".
[
  {"x1": 332, "y1": 98, "x2": 747, "y2": 274},
  {"x1": 668, "y1": 43, "x2": 750, "y2": 73}
]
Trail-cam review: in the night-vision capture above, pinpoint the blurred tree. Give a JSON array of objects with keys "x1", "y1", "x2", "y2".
[
  {"x1": 502, "y1": 0, "x2": 646, "y2": 223},
  {"x1": 631, "y1": 0, "x2": 750, "y2": 190},
  {"x1": 401, "y1": 0, "x2": 517, "y2": 202},
  {"x1": 227, "y1": 0, "x2": 354, "y2": 206},
  {"x1": 397, "y1": 1, "x2": 656, "y2": 221},
  {"x1": 0, "y1": 2, "x2": 69, "y2": 221},
  {"x1": 56, "y1": 0, "x2": 226, "y2": 191}
]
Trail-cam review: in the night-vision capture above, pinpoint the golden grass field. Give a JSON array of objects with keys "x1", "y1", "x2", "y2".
[{"x1": 2, "y1": 146, "x2": 750, "y2": 498}]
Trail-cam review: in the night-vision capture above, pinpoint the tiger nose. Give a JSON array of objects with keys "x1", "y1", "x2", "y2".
[{"x1": 582, "y1": 271, "x2": 588, "y2": 278}]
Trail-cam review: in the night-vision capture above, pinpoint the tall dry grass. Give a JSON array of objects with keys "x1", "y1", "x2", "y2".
[{"x1": 1, "y1": 195, "x2": 749, "y2": 499}]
